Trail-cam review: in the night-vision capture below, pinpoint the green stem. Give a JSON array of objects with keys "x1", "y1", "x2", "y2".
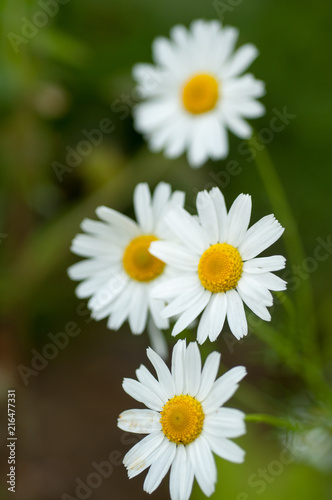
[
  {"x1": 245, "y1": 413, "x2": 302, "y2": 431},
  {"x1": 249, "y1": 135, "x2": 320, "y2": 376}
]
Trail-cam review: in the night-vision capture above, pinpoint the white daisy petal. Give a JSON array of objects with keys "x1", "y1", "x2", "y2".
[
  {"x1": 151, "y1": 275, "x2": 201, "y2": 300},
  {"x1": 239, "y1": 214, "x2": 284, "y2": 260},
  {"x1": 133, "y1": 183, "x2": 154, "y2": 233},
  {"x1": 204, "y1": 434, "x2": 245, "y2": 463},
  {"x1": 226, "y1": 194, "x2": 252, "y2": 247},
  {"x1": 184, "y1": 342, "x2": 202, "y2": 396},
  {"x1": 203, "y1": 366, "x2": 246, "y2": 414},
  {"x1": 96, "y1": 206, "x2": 139, "y2": 238},
  {"x1": 170, "y1": 446, "x2": 194, "y2": 500},
  {"x1": 251, "y1": 272, "x2": 287, "y2": 291},
  {"x1": 237, "y1": 275, "x2": 273, "y2": 305},
  {"x1": 150, "y1": 241, "x2": 199, "y2": 271},
  {"x1": 226, "y1": 289, "x2": 248, "y2": 339},
  {"x1": 196, "y1": 190, "x2": 219, "y2": 244},
  {"x1": 222, "y1": 43, "x2": 259, "y2": 79},
  {"x1": 172, "y1": 291, "x2": 211, "y2": 337},
  {"x1": 128, "y1": 437, "x2": 169, "y2": 480},
  {"x1": 188, "y1": 436, "x2": 217, "y2": 496},
  {"x1": 161, "y1": 286, "x2": 206, "y2": 318},
  {"x1": 196, "y1": 351, "x2": 221, "y2": 402},
  {"x1": 118, "y1": 409, "x2": 161, "y2": 434},
  {"x1": 128, "y1": 283, "x2": 149, "y2": 334},
  {"x1": 209, "y1": 187, "x2": 228, "y2": 242},
  {"x1": 146, "y1": 347, "x2": 176, "y2": 399},
  {"x1": 236, "y1": 284, "x2": 272, "y2": 322},
  {"x1": 148, "y1": 296, "x2": 169, "y2": 330},
  {"x1": 164, "y1": 207, "x2": 209, "y2": 254},
  {"x1": 204, "y1": 408, "x2": 245, "y2": 438},
  {"x1": 136, "y1": 364, "x2": 168, "y2": 403},
  {"x1": 122, "y1": 378, "x2": 164, "y2": 411},
  {"x1": 124, "y1": 431, "x2": 165, "y2": 471},
  {"x1": 144, "y1": 441, "x2": 177, "y2": 494},
  {"x1": 151, "y1": 182, "x2": 172, "y2": 223},
  {"x1": 243, "y1": 255, "x2": 286, "y2": 274},
  {"x1": 171, "y1": 339, "x2": 186, "y2": 395},
  {"x1": 197, "y1": 293, "x2": 227, "y2": 344}
]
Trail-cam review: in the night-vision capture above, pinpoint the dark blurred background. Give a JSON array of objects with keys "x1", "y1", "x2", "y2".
[{"x1": 1, "y1": 0, "x2": 332, "y2": 499}]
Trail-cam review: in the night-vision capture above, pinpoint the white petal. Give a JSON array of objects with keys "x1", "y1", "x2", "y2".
[
  {"x1": 68, "y1": 257, "x2": 117, "y2": 281},
  {"x1": 209, "y1": 187, "x2": 228, "y2": 242},
  {"x1": 125, "y1": 433, "x2": 167, "y2": 478},
  {"x1": 196, "y1": 351, "x2": 221, "y2": 402},
  {"x1": 96, "y1": 206, "x2": 139, "y2": 238},
  {"x1": 172, "y1": 291, "x2": 211, "y2": 337},
  {"x1": 236, "y1": 283, "x2": 271, "y2": 321},
  {"x1": 148, "y1": 296, "x2": 169, "y2": 329},
  {"x1": 88, "y1": 271, "x2": 129, "y2": 311},
  {"x1": 188, "y1": 436, "x2": 217, "y2": 497},
  {"x1": 251, "y1": 272, "x2": 287, "y2": 291},
  {"x1": 237, "y1": 275, "x2": 273, "y2": 305},
  {"x1": 204, "y1": 433, "x2": 245, "y2": 463},
  {"x1": 187, "y1": 119, "x2": 210, "y2": 168},
  {"x1": 143, "y1": 441, "x2": 177, "y2": 494},
  {"x1": 170, "y1": 446, "x2": 194, "y2": 500},
  {"x1": 149, "y1": 241, "x2": 199, "y2": 271},
  {"x1": 223, "y1": 44, "x2": 259, "y2": 79},
  {"x1": 151, "y1": 182, "x2": 172, "y2": 223},
  {"x1": 146, "y1": 347, "x2": 175, "y2": 399},
  {"x1": 224, "y1": 112, "x2": 253, "y2": 139},
  {"x1": 133, "y1": 183, "x2": 154, "y2": 233},
  {"x1": 104, "y1": 282, "x2": 135, "y2": 328},
  {"x1": 197, "y1": 292, "x2": 227, "y2": 344},
  {"x1": 164, "y1": 207, "x2": 209, "y2": 254},
  {"x1": 147, "y1": 316, "x2": 168, "y2": 360},
  {"x1": 239, "y1": 214, "x2": 284, "y2": 260},
  {"x1": 70, "y1": 234, "x2": 119, "y2": 258},
  {"x1": 122, "y1": 378, "x2": 164, "y2": 411},
  {"x1": 151, "y1": 275, "x2": 201, "y2": 300},
  {"x1": 196, "y1": 191, "x2": 219, "y2": 244},
  {"x1": 204, "y1": 408, "x2": 246, "y2": 438},
  {"x1": 226, "y1": 194, "x2": 252, "y2": 247},
  {"x1": 75, "y1": 275, "x2": 108, "y2": 299},
  {"x1": 161, "y1": 286, "x2": 205, "y2": 318},
  {"x1": 171, "y1": 339, "x2": 186, "y2": 395},
  {"x1": 243, "y1": 255, "x2": 286, "y2": 274},
  {"x1": 184, "y1": 342, "x2": 202, "y2": 396},
  {"x1": 118, "y1": 409, "x2": 161, "y2": 434},
  {"x1": 136, "y1": 364, "x2": 168, "y2": 402},
  {"x1": 226, "y1": 289, "x2": 248, "y2": 340},
  {"x1": 128, "y1": 284, "x2": 149, "y2": 334},
  {"x1": 202, "y1": 366, "x2": 246, "y2": 414}
]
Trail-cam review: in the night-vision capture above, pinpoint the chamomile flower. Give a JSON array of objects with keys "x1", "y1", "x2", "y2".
[
  {"x1": 133, "y1": 19, "x2": 265, "y2": 168},
  {"x1": 68, "y1": 182, "x2": 185, "y2": 357},
  {"x1": 118, "y1": 340, "x2": 246, "y2": 500},
  {"x1": 150, "y1": 187, "x2": 286, "y2": 343}
]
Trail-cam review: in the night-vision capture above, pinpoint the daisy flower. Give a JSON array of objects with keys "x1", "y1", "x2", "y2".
[
  {"x1": 118, "y1": 339, "x2": 246, "y2": 500},
  {"x1": 68, "y1": 182, "x2": 185, "y2": 357},
  {"x1": 133, "y1": 19, "x2": 265, "y2": 168},
  {"x1": 149, "y1": 187, "x2": 286, "y2": 343}
]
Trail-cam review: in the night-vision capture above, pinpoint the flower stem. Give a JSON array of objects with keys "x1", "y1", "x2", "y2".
[{"x1": 245, "y1": 413, "x2": 302, "y2": 431}]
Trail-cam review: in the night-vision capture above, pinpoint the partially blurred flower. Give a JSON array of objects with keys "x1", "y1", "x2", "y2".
[
  {"x1": 68, "y1": 182, "x2": 185, "y2": 357},
  {"x1": 133, "y1": 19, "x2": 265, "y2": 168},
  {"x1": 150, "y1": 187, "x2": 286, "y2": 342},
  {"x1": 118, "y1": 339, "x2": 246, "y2": 500}
]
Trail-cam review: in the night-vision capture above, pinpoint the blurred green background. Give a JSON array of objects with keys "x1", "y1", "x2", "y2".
[{"x1": 1, "y1": 0, "x2": 332, "y2": 499}]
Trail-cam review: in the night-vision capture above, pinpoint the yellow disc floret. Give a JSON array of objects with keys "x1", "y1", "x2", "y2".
[
  {"x1": 122, "y1": 235, "x2": 165, "y2": 282},
  {"x1": 198, "y1": 243, "x2": 243, "y2": 293},
  {"x1": 182, "y1": 73, "x2": 220, "y2": 115},
  {"x1": 160, "y1": 395, "x2": 205, "y2": 445}
]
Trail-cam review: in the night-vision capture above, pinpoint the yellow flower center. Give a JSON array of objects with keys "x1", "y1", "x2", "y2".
[
  {"x1": 160, "y1": 395, "x2": 205, "y2": 445},
  {"x1": 122, "y1": 235, "x2": 165, "y2": 282},
  {"x1": 198, "y1": 243, "x2": 243, "y2": 293},
  {"x1": 182, "y1": 73, "x2": 220, "y2": 115}
]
